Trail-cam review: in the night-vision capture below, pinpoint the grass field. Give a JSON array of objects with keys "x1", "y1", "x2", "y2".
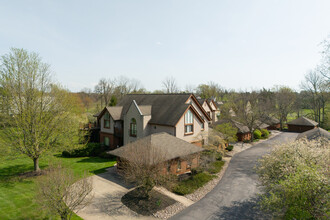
[{"x1": 0, "y1": 153, "x2": 116, "y2": 220}]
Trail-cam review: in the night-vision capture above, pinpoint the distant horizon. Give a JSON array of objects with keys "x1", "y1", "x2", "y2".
[{"x1": 1, "y1": 0, "x2": 329, "y2": 93}]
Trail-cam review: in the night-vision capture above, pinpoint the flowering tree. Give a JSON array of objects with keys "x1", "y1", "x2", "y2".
[{"x1": 257, "y1": 139, "x2": 329, "y2": 219}]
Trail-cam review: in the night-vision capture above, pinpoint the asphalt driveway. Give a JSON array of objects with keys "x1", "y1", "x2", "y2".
[{"x1": 170, "y1": 132, "x2": 298, "y2": 220}]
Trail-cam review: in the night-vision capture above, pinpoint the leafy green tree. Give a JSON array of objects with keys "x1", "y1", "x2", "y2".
[
  {"x1": 214, "y1": 123, "x2": 238, "y2": 143},
  {"x1": 0, "y1": 48, "x2": 83, "y2": 172},
  {"x1": 257, "y1": 139, "x2": 329, "y2": 219},
  {"x1": 109, "y1": 95, "x2": 117, "y2": 106}
]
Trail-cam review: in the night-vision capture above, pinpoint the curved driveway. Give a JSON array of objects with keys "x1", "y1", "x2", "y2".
[{"x1": 170, "y1": 132, "x2": 298, "y2": 220}]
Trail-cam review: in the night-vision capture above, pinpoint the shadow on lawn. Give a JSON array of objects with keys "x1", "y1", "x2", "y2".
[
  {"x1": 76, "y1": 157, "x2": 113, "y2": 163},
  {"x1": 0, "y1": 164, "x2": 43, "y2": 188}
]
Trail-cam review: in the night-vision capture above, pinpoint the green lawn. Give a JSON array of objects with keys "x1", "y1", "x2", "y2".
[{"x1": 0, "y1": 153, "x2": 116, "y2": 220}]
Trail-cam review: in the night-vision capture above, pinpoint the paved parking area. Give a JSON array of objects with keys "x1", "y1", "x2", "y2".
[{"x1": 76, "y1": 166, "x2": 156, "y2": 220}]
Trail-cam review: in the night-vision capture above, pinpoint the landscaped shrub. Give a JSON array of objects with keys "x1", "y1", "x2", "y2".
[
  {"x1": 226, "y1": 145, "x2": 234, "y2": 151},
  {"x1": 61, "y1": 143, "x2": 105, "y2": 158},
  {"x1": 201, "y1": 150, "x2": 222, "y2": 161},
  {"x1": 207, "y1": 161, "x2": 225, "y2": 174},
  {"x1": 253, "y1": 129, "x2": 262, "y2": 139},
  {"x1": 173, "y1": 173, "x2": 215, "y2": 195},
  {"x1": 261, "y1": 129, "x2": 269, "y2": 138}
]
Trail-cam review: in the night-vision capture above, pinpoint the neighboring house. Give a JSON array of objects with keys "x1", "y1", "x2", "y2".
[
  {"x1": 211, "y1": 119, "x2": 251, "y2": 142},
  {"x1": 197, "y1": 98, "x2": 220, "y2": 124},
  {"x1": 95, "y1": 93, "x2": 212, "y2": 150},
  {"x1": 207, "y1": 98, "x2": 221, "y2": 123},
  {"x1": 287, "y1": 116, "x2": 318, "y2": 133},
  {"x1": 296, "y1": 127, "x2": 330, "y2": 141},
  {"x1": 109, "y1": 132, "x2": 204, "y2": 175},
  {"x1": 262, "y1": 116, "x2": 280, "y2": 130},
  {"x1": 254, "y1": 120, "x2": 269, "y2": 130}
]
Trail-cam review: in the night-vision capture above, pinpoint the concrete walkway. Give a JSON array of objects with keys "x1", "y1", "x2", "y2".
[
  {"x1": 154, "y1": 187, "x2": 194, "y2": 207},
  {"x1": 76, "y1": 166, "x2": 156, "y2": 220}
]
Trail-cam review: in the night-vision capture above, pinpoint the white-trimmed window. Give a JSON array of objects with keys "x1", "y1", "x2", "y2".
[{"x1": 184, "y1": 109, "x2": 194, "y2": 134}]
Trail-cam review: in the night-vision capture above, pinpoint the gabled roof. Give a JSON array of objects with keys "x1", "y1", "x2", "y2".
[
  {"x1": 262, "y1": 116, "x2": 280, "y2": 125},
  {"x1": 108, "y1": 132, "x2": 204, "y2": 163},
  {"x1": 197, "y1": 98, "x2": 212, "y2": 111},
  {"x1": 207, "y1": 98, "x2": 219, "y2": 111},
  {"x1": 254, "y1": 120, "x2": 269, "y2": 130},
  {"x1": 96, "y1": 106, "x2": 123, "y2": 121},
  {"x1": 117, "y1": 93, "x2": 209, "y2": 126},
  {"x1": 287, "y1": 116, "x2": 318, "y2": 126},
  {"x1": 211, "y1": 119, "x2": 250, "y2": 133},
  {"x1": 296, "y1": 127, "x2": 330, "y2": 141}
]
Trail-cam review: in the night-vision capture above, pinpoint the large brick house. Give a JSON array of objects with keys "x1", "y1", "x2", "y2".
[{"x1": 95, "y1": 93, "x2": 212, "y2": 150}]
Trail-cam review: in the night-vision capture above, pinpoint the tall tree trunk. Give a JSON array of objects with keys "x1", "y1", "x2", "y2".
[{"x1": 33, "y1": 157, "x2": 40, "y2": 172}]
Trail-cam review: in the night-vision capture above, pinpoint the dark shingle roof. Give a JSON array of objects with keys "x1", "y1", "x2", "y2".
[
  {"x1": 108, "y1": 132, "x2": 204, "y2": 163},
  {"x1": 287, "y1": 116, "x2": 318, "y2": 126},
  {"x1": 296, "y1": 127, "x2": 330, "y2": 141},
  {"x1": 211, "y1": 119, "x2": 250, "y2": 133},
  {"x1": 196, "y1": 98, "x2": 205, "y2": 106},
  {"x1": 117, "y1": 94, "x2": 192, "y2": 126}
]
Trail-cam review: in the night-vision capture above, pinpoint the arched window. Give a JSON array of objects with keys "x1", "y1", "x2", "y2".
[
  {"x1": 184, "y1": 109, "x2": 194, "y2": 134},
  {"x1": 130, "y1": 118, "x2": 137, "y2": 137}
]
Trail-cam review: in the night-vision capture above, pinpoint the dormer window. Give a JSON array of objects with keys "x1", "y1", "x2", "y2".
[
  {"x1": 104, "y1": 112, "x2": 110, "y2": 128},
  {"x1": 184, "y1": 109, "x2": 194, "y2": 135},
  {"x1": 130, "y1": 118, "x2": 137, "y2": 137}
]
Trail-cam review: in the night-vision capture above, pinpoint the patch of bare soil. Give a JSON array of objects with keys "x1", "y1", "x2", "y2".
[{"x1": 121, "y1": 187, "x2": 176, "y2": 216}]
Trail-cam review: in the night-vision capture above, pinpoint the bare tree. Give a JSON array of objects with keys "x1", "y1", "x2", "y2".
[
  {"x1": 36, "y1": 164, "x2": 93, "y2": 220},
  {"x1": 119, "y1": 141, "x2": 172, "y2": 199},
  {"x1": 301, "y1": 71, "x2": 329, "y2": 126},
  {"x1": 94, "y1": 78, "x2": 116, "y2": 107},
  {"x1": 162, "y1": 76, "x2": 179, "y2": 93},
  {"x1": 272, "y1": 86, "x2": 296, "y2": 130},
  {"x1": 319, "y1": 36, "x2": 330, "y2": 82},
  {"x1": 114, "y1": 76, "x2": 145, "y2": 100},
  {"x1": 229, "y1": 91, "x2": 271, "y2": 141},
  {"x1": 0, "y1": 48, "x2": 83, "y2": 172}
]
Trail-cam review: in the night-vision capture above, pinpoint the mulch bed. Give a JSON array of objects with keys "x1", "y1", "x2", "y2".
[{"x1": 121, "y1": 187, "x2": 176, "y2": 216}]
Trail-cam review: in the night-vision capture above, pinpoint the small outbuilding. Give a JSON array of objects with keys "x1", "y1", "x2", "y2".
[
  {"x1": 262, "y1": 116, "x2": 280, "y2": 130},
  {"x1": 108, "y1": 132, "x2": 204, "y2": 175},
  {"x1": 212, "y1": 119, "x2": 251, "y2": 142},
  {"x1": 287, "y1": 116, "x2": 318, "y2": 133},
  {"x1": 296, "y1": 127, "x2": 330, "y2": 141}
]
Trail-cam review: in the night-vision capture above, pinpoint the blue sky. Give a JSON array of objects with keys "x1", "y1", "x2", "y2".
[{"x1": 0, "y1": 0, "x2": 329, "y2": 92}]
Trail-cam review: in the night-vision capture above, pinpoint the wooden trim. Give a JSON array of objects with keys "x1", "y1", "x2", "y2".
[
  {"x1": 187, "y1": 94, "x2": 212, "y2": 121},
  {"x1": 204, "y1": 100, "x2": 213, "y2": 112},
  {"x1": 210, "y1": 99, "x2": 219, "y2": 111},
  {"x1": 175, "y1": 105, "x2": 204, "y2": 128}
]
